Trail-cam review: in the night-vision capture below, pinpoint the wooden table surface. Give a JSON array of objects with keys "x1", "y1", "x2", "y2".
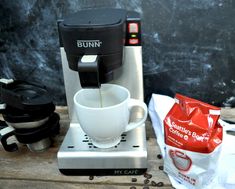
[{"x1": 0, "y1": 107, "x2": 234, "y2": 189}]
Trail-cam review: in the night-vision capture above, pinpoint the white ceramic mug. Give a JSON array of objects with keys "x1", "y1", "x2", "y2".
[{"x1": 74, "y1": 84, "x2": 148, "y2": 148}]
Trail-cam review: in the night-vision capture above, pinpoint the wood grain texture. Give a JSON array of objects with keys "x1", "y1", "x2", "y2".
[{"x1": 0, "y1": 179, "x2": 174, "y2": 189}]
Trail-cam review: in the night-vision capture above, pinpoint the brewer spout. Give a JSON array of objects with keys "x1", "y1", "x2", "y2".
[{"x1": 77, "y1": 55, "x2": 100, "y2": 88}]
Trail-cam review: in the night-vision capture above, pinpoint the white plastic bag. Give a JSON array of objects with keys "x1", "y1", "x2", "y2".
[{"x1": 149, "y1": 94, "x2": 235, "y2": 189}]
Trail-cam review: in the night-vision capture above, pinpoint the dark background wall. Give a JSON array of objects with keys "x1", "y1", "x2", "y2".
[{"x1": 1, "y1": 0, "x2": 235, "y2": 107}]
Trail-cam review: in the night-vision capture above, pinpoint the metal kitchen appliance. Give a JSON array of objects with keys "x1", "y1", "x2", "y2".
[{"x1": 57, "y1": 8, "x2": 147, "y2": 175}]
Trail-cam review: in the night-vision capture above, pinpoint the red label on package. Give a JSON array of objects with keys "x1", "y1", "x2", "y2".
[{"x1": 164, "y1": 94, "x2": 223, "y2": 153}]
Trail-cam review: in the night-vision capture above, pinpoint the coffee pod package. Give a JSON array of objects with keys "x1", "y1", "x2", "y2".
[{"x1": 149, "y1": 93, "x2": 235, "y2": 189}]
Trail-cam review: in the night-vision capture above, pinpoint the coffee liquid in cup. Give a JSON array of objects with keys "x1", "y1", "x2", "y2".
[{"x1": 98, "y1": 88, "x2": 121, "y2": 108}]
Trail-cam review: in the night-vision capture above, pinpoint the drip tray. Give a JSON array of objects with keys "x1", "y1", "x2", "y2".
[{"x1": 57, "y1": 123, "x2": 147, "y2": 176}]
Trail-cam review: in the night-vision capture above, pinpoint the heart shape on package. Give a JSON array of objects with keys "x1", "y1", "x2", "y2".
[{"x1": 169, "y1": 150, "x2": 192, "y2": 171}]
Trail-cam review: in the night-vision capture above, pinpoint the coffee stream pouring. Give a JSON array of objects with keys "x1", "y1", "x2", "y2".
[{"x1": 57, "y1": 8, "x2": 148, "y2": 176}]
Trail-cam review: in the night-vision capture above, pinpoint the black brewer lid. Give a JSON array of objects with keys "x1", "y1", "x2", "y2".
[
  {"x1": 2, "y1": 103, "x2": 55, "y2": 123},
  {"x1": 63, "y1": 8, "x2": 126, "y2": 27},
  {"x1": 1, "y1": 80, "x2": 53, "y2": 111}
]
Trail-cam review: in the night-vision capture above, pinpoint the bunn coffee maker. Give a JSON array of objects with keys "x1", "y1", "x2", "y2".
[{"x1": 57, "y1": 8, "x2": 147, "y2": 175}]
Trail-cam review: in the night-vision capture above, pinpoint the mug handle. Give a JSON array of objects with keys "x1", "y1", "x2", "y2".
[
  {"x1": 125, "y1": 99, "x2": 148, "y2": 132},
  {"x1": 0, "y1": 121, "x2": 18, "y2": 152}
]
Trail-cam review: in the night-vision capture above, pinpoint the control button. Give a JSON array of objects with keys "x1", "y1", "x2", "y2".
[
  {"x1": 129, "y1": 38, "x2": 139, "y2": 44},
  {"x1": 128, "y1": 23, "x2": 138, "y2": 33}
]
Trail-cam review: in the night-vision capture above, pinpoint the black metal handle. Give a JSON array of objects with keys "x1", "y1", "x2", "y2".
[
  {"x1": 78, "y1": 55, "x2": 100, "y2": 88},
  {"x1": 0, "y1": 121, "x2": 18, "y2": 152}
]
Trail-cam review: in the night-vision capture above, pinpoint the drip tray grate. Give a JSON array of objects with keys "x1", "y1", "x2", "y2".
[
  {"x1": 63, "y1": 124, "x2": 145, "y2": 152},
  {"x1": 80, "y1": 133, "x2": 129, "y2": 149}
]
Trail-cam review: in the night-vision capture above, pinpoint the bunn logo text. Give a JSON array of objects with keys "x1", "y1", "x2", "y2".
[{"x1": 77, "y1": 40, "x2": 102, "y2": 48}]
